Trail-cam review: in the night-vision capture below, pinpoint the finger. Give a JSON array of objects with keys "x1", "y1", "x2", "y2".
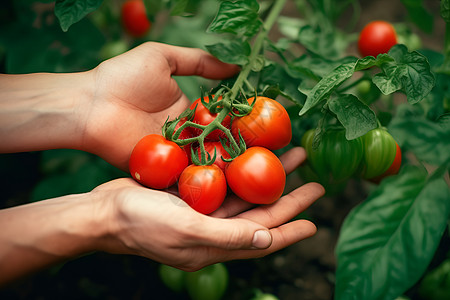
[
  {"x1": 189, "y1": 215, "x2": 273, "y2": 250},
  {"x1": 209, "y1": 194, "x2": 254, "y2": 218},
  {"x1": 157, "y1": 43, "x2": 240, "y2": 79},
  {"x1": 225, "y1": 219, "x2": 317, "y2": 261},
  {"x1": 235, "y1": 182, "x2": 325, "y2": 228},
  {"x1": 279, "y1": 147, "x2": 307, "y2": 175}
]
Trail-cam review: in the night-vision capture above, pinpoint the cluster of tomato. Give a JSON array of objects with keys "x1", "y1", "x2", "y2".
[
  {"x1": 129, "y1": 96, "x2": 292, "y2": 214},
  {"x1": 301, "y1": 127, "x2": 402, "y2": 186}
]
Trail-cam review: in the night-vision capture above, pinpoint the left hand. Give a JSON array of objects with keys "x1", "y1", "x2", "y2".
[{"x1": 81, "y1": 42, "x2": 239, "y2": 171}]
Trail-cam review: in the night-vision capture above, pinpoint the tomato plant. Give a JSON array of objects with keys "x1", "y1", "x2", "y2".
[
  {"x1": 178, "y1": 164, "x2": 227, "y2": 214},
  {"x1": 225, "y1": 147, "x2": 285, "y2": 205},
  {"x1": 232, "y1": 96, "x2": 292, "y2": 150},
  {"x1": 358, "y1": 20, "x2": 398, "y2": 57},
  {"x1": 121, "y1": 0, "x2": 151, "y2": 37},
  {"x1": 128, "y1": 134, "x2": 188, "y2": 189},
  {"x1": 185, "y1": 263, "x2": 228, "y2": 300}
]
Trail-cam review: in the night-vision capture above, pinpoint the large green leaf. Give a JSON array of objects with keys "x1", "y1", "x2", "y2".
[
  {"x1": 328, "y1": 94, "x2": 377, "y2": 139},
  {"x1": 335, "y1": 165, "x2": 450, "y2": 300},
  {"x1": 373, "y1": 45, "x2": 435, "y2": 104},
  {"x1": 207, "y1": 0, "x2": 262, "y2": 37},
  {"x1": 388, "y1": 105, "x2": 450, "y2": 166},
  {"x1": 55, "y1": 0, "x2": 103, "y2": 32}
]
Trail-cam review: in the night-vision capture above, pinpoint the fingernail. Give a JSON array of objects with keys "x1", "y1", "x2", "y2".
[{"x1": 252, "y1": 230, "x2": 272, "y2": 249}]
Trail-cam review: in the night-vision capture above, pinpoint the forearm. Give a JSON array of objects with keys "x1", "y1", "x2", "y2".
[
  {"x1": 0, "y1": 192, "x2": 110, "y2": 286},
  {"x1": 0, "y1": 72, "x2": 94, "y2": 153}
]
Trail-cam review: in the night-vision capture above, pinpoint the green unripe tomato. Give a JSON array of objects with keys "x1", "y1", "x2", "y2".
[
  {"x1": 301, "y1": 128, "x2": 364, "y2": 184},
  {"x1": 159, "y1": 264, "x2": 186, "y2": 293},
  {"x1": 185, "y1": 263, "x2": 228, "y2": 300},
  {"x1": 359, "y1": 128, "x2": 397, "y2": 180}
]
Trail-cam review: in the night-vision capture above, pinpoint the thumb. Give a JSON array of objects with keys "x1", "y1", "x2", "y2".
[{"x1": 193, "y1": 217, "x2": 273, "y2": 250}]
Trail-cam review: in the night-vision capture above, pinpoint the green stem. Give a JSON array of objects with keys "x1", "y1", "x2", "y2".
[{"x1": 229, "y1": 0, "x2": 288, "y2": 99}]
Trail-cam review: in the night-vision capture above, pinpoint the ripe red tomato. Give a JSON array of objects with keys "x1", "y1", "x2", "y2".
[
  {"x1": 190, "y1": 96, "x2": 231, "y2": 141},
  {"x1": 193, "y1": 141, "x2": 231, "y2": 172},
  {"x1": 358, "y1": 20, "x2": 397, "y2": 57},
  {"x1": 121, "y1": 0, "x2": 151, "y2": 38},
  {"x1": 178, "y1": 164, "x2": 227, "y2": 214},
  {"x1": 232, "y1": 97, "x2": 292, "y2": 150},
  {"x1": 129, "y1": 134, "x2": 188, "y2": 189},
  {"x1": 225, "y1": 147, "x2": 285, "y2": 204}
]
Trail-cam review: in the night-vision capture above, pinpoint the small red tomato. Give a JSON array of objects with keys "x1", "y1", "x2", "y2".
[
  {"x1": 129, "y1": 134, "x2": 188, "y2": 189},
  {"x1": 225, "y1": 147, "x2": 286, "y2": 204},
  {"x1": 190, "y1": 96, "x2": 231, "y2": 141},
  {"x1": 232, "y1": 97, "x2": 292, "y2": 150},
  {"x1": 358, "y1": 20, "x2": 397, "y2": 57},
  {"x1": 193, "y1": 141, "x2": 231, "y2": 172},
  {"x1": 178, "y1": 164, "x2": 227, "y2": 214},
  {"x1": 121, "y1": 0, "x2": 151, "y2": 38}
]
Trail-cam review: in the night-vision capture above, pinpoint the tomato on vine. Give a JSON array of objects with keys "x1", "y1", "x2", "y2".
[
  {"x1": 225, "y1": 146, "x2": 285, "y2": 204},
  {"x1": 128, "y1": 134, "x2": 188, "y2": 189},
  {"x1": 190, "y1": 96, "x2": 231, "y2": 141},
  {"x1": 185, "y1": 263, "x2": 229, "y2": 300},
  {"x1": 121, "y1": 0, "x2": 151, "y2": 38},
  {"x1": 358, "y1": 20, "x2": 397, "y2": 57},
  {"x1": 178, "y1": 164, "x2": 227, "y2": 214},
  {"x1": 301, "y1": 128, "x2": 364, "y2": 184},
  {"x1": 193, "y1": 141, "x2": 231, "y2": 172},
  {"x1": 359, "y1": 128, "x2": 401, "y2": 182},
  {"x1": 232, "y1": 96, "x2": 292, "y2": 150}
]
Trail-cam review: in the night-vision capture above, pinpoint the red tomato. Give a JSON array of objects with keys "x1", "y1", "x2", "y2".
[
  {"x1": 178, "y1": 164, "x2": 227, "y2": 214},
  {"x1": 358, "y1": 21, "x2": 397, "y2": 57},
  {"x1": 370, "y1": 143, "x2": 402, "y2": 184},
  {"x1": 193, "y1": 141, "x2": 231, "y2": 172},
  {"x1": 190, "y1": 96, "x2": 231, "y2": 141},
  {"x1": 225, "y1": 147, "x2": 285, "y2": 204},
  {"x1": 232, "y1": 97, "x2": 292, "y2": 150},
  {"x1": 129, "y1": 134, "x2": 188, "y2": 189},
  {"x1": 174, "y1": 117, "x2": 195, "y2": 163},
  {"x1": 121, "y1": 0, "x2": 151, "y2": 38}
]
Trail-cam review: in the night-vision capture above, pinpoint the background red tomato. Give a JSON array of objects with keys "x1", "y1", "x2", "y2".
[
  {"x1": 129, "y1": 134, "x2": 188, "y2": 189},
  {"x1": 232, "y1": 97, "x2": 292, "y2": 150},
  {"x1": 225, "y1": 147, "x2": 285, "y2": 204},
  {"x1": 358, "y1": 20, "x2": 397, "y2": 57},
  {"x1": 178, "y1": 164, "x2": 227, "y2": 214},
  {"x1": 121, "y1": 0, "x2": 151, "y2": 37},
  {"x1": 190, "y1": 96, "x2": 231, "y2": 141}
]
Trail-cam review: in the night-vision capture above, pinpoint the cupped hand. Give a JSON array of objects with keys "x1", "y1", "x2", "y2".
[
  {"x1": 91, "y1": 147, "x2": 325, "y2": 271},
  {"x1": 82, "y1": 42, "x2": 239, "y2": 171}
]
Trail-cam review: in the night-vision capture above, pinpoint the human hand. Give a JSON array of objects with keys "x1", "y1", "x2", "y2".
[
  {"x1": 92, "y1": 147, "x2": 324, "y2": 271},
  {"x1": 81, "y1": 42, "x2": 239, "y2": 171}
]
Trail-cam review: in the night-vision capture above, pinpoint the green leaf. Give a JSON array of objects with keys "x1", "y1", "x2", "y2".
[
  {"x1": 207, "y1": 0, "x2": 262, "y2": 37},
  {"x1": 388, "y1": 106, "x2": 450, "y2": 166},
  {"x1": 55, "y1": 0, "x2": 103, "y2": 32},
  {"x1": 373, "y1": 45, "x2": 435, "y2": 104},
  {"x1": 328, "y1": 94, "x2": 377, "y2": 139},
  {"x1": 400, "y1": 0, "x2": 434, "y2": 33},
  {"x1": 169, "y1": 0, "x2": 189, "y2": 16},
  {"x1": 206, "y1": 40, "x2": 251, "y2": 65},
  {"x1": 335, "y1": 165, "x2": 450, "y2": 300},
  {"x1": 299, "y1": 62, "x2": 356, "y2": 115},
  {"x1": 297, "y1": 24, "x2": 349, "y2": 58}
]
